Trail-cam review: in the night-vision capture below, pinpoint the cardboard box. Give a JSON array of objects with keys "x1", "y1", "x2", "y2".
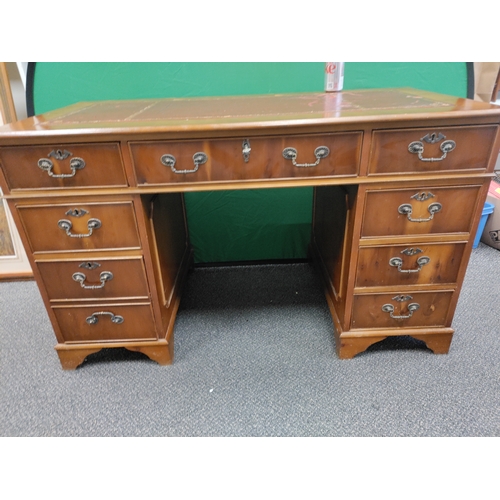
[{"x1": 473, "y1": 62, "x2": 500, "y2": 103}]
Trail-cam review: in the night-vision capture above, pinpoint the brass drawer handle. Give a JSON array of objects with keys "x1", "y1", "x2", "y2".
[
  {"x1": 408, "y1": 139, "x2": 456, "y2": 162},
  {"x1": 38, "y1": 149, "x2": 86, "y2": 178},
  {"x1": 398, "y1": 202, "x2": 442, "y2": 222},
  {"x1": 282, "y1": 146, "x2": 330, "y2": 168},
  {"x1": 382, "y1": 302, "x2": 420, "y2": 320},
  {"x1": 58, "y1": 218, "x2": 102, "y2": 238},
  {"x1": 86, "y1": 311, "x2": 124, "y2": 325},
  {"x1": 72, "y1": 271, "x2": 113, "y2": 289},
  {"x1": 389, "y1": 255, "x2": 430, "y2": 273},
  {"x1": 160, "y1": 152, "x2": 208, "y2": 174}
]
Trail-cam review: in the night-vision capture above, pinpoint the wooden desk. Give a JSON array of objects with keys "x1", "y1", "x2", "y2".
[{"x1": 1, "y1": 88, "x2": 499, "y2": 369}]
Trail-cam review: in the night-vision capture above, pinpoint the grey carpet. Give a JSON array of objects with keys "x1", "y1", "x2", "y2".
[{"x1": 1, "y1": 243, "x2": 499, "y2": 436}]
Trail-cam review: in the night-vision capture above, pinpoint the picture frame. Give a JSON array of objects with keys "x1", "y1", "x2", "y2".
[
  {"x1": 0, "y1": 187, "x2": 31, "y2": 280},
  {"x1": 0, "y1": 62, "x2": 32, "y2": 280}
]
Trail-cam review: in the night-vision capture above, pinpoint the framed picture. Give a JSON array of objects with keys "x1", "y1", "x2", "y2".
[
  {"x1": 0, "y1": 188, "x2": 32, "y2": 279},
  {"x1": 0, "y1": 62, "x2": 32, "y2": 280}
]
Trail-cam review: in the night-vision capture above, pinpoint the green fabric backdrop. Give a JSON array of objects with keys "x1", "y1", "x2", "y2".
[{"x1": 30, "y1": 63, "x2": 468, "y2": 263}]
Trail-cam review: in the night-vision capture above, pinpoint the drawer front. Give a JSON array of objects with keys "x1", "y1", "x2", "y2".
[
  {"x1": 368, "y1": 125, "x2": 498, "y2": 175},
  {"x1": 130, "y1": 132, "x2": 362, "y2": 185},
  {"x1": 52, "y1": 303, "x2": 157, "y2": 343},
  {"x1": 355, "y1": 242, "x2": 466, "y2": 288},
  {"x1": 351, "y1": 291, "x2": 453, "y2": 330},
  {"x1": 36, "y1": 257, "x2": 150, "y2": 301},
  {"x1": 361, "y1": 185, "x2": 482, "y2": 238},
  {"x1": 17, "y1": 201, "x2": 141, "y2": 253},
  {"x1": 0, "y1": 143, "x2": 127, "y2": 190}
]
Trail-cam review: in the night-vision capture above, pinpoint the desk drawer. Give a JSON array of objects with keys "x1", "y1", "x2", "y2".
[
  {"x1": 0, "y1": 143, "x2": 127, "y2": 190},
  {"x1": 52, "y1": 302, "x2": 157, "y2": 343},
  {"x1": 130, "y1": 132, "x2": 361, "y2": 185},
  {"x1": 36, "y1": 257, "x2": 150, "y2": 301},
  {"x1": 355, "y1": 242, "x2": 466, "y2": 288},
  {"x1": 17, "y1": 201, "x2": 141, "y2": 253},
  {"x1": 351, "y1": 291, "x2": 453, "y2": 330},
  {"x1": 361, "y1": 185, "x2": 482, "y2": 238},
  {"x1": 368, "y1": 125, "x2": 498, "y2": 175}
]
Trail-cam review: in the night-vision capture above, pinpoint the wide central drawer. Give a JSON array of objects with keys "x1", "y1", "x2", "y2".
[
  {"x1": 36, "y1": 256, "x2": 150, "y2": 301},
  {"x1": 129, "y1": 132, "x2": 362, "y2": 185},
  {"x1": 16, "y1": 200, "x2": 141, "y2": 253},
  {"x1": 0, "y1": 142, "x2": 128, "y2": 191},
  {"x1": 52, "y1": 302, "x2": 157, "y2": 343}
]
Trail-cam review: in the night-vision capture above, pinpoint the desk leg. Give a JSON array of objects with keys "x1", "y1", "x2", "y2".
[
  {"x1": 55, "y1": 341, "x2": 174, "y2": 370},
  {"x1": 336, "y1": 335, "x2": 388, "y2": 359},
  {"x1": 56, "y1": 347, "x2": 102, "y2": 370},
  {"x1": 411, "y1": 332, "x2": 453, "y2": 354},
  {"x1": 125, "y1": 341, "x2": 174, "y2": 365}
]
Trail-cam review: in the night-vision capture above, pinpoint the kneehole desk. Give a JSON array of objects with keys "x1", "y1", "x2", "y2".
[{"x1": 1, "y1": 88, "x2": 499, "y2": 369}]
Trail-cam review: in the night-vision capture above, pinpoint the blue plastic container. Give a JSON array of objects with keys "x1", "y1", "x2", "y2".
[{"x1": 473, "y1": 201, "x2": 495, "y2": 248}]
